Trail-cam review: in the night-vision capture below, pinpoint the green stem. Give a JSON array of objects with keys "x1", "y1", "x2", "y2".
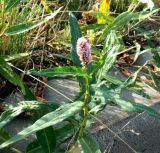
[{"x1": 78, "y1": 67, "x2": 89, "y2": 138}]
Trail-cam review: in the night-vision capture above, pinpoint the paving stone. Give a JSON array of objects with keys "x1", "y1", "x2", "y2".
[{"x1": 2, "y1": 78, "x2": 160, "y2": 153}]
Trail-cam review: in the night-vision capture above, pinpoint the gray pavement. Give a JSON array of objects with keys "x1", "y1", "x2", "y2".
[{"x1": 1, "y1": 77, "x2": 160, "y2": 153}]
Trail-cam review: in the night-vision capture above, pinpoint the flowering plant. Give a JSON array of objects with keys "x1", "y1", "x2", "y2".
[
  {"x1": 0, "y1": 4, "x2": 159, "y2": 153},
  {"x1": 76, "y1": 37, "x2": 92, "y2": 66}
]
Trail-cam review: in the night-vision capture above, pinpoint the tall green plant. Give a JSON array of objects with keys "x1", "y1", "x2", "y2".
[
  {"x1": 0, "y1": 2, "x2": 160, "y2": 152},
  {"x1": 0, "y1": 11, "x2": 160, "y2": 152}
]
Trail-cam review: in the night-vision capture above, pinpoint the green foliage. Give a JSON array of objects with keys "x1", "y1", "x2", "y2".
[
  {"x1": 0, "y1": 129, "x2": 11, "y2": 144},
  {"x1": 0, "y1": 1, "x2": 160, "y2": 152},
  {"x1": 0, "y1": 57, "x2": 26, "y2": 94},
  {"x1": 26, "y1": 140, "x2": 44, "y2": 153},
  {"x1": 98, "y1": 11, "x2": 134, "y2": 42},
  {"x1": 68, "y1": 0, "x2": 80, "y2": 11},
  {"x1": 6, "y1": 7, "x2": 62, "y2": 36},
  {"x1": 5, "y1": 0, "x2": 21, "y2": 12},
  {"x1": 0, "y1": 101, "x2": 40, "y2": 129},
  {"x1": 28, "y1": 66, "x2": 87, "y2": 78},
  {"x1": 69, "y1": 12, "x2": 82, "y2": 67},
  {"x1": 36, "y1": 126, "x2": 56, "y2": 153},
  {"x1": 78, "y1": 132, "x2": 101, "y2": 153},
  {"x1": 0, "y1": 101, "x2": 83, "y2": 149}
]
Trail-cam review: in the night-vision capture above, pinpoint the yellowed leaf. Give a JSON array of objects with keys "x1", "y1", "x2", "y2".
[
  {"x1": 97, "y1": 0, "x2": 111, "y2": 24},
  {"x1": 39, "y1": 0, "x2": 52, "y2": 13}
]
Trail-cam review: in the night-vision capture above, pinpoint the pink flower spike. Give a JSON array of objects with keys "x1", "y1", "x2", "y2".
[{"x1": 76, "y1": 37, "x2": 92, "y2": 66}]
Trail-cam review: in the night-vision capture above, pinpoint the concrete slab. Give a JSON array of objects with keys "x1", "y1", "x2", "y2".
[{"x1": 91, "y1": 104, "x2": 160, "y2": 153}]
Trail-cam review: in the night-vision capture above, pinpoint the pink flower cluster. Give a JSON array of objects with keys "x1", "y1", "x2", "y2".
[{"x1": 76, "y1": 37, "x2": 92, "y2": 66}]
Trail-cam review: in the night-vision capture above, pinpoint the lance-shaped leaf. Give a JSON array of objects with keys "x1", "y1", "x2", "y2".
[
  {"x1": 6, "y1": 7, "x2": 62, "y2": 35},
  {"x1": 4, "y1": 52, "x2": 31, "y2": 62},
  {"x1": 0, "y1": 101, "x2": 83, "y2": 149},
  {"x1": 0, "y1": 106, "x2": 25, "y2": 129},
  {"x1": 0, "y1": 101, "x2": 41, "y2": 129},
  {"x1": 114, "y1": 98, "x2": 160, "y2": 119},
  {"x1": 78, "y1": 133, "x2": 101, "y2": 153},
  {"x1": 98, "y1": 11, "x2": 134, "y2": 42},
  {"x1": 26, "y1": 140, "x2": 44, "y2": 153},
  {"x1": 0, "y1": 57, "x2": 25, "y2": 94},
  {"x1": 93, "y1": 81, "x2": 160, "y2": 119},
  {"x1": 98, "y1": 9, "x2": 160, "y2": 42},
  {"x1": 69, "y1": 12, "x2": 82, "y2": 67},
  {"x1": 36, "y1": 126, "x2": 56, "y2": 153},
  {"x1": 26, "y1": 140, "x2": 64, "y2": 153},
  {"x1": 27, "y1": 66, "x2": 87, "y2": 78}
]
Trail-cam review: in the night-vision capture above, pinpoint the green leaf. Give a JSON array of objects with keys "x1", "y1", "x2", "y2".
[
  {"x1": 4, "y1": 52, "x2": 31, "y2": 62},
  {"x1": 26, "y1": 140, "x2": 44, "y2": 153},
  {"x1": 69, "y1": 12, "x2": 82, "y2": 67},
  {"x1": 98, "y1": 9, "x2": 160, "y2": 43},
  {"x1": 0, "y1": 129, "x2": 11, "y2": 144},
  {"x1": 6, "y1": 7, "x2": 62, "y2": 35},
  {"x1": 92, "y1": 31, "x2": 120, "y2": 76},
  {"x1": 36, "y1": 127, "x2": 56, "y2": 153},
  {"x1": 0, "y1": 101, "x2": 40, "y2": 129},
  {"x1": 96, "y1": 81, "x2": 160, "y2": 117},
  {"x1": 149, "y1": 70, "x2": 160, "y2": 92},
  {"x1": 68, "y1": 0, "x2": 80, "y2": 11},
  {"x1": 26, "y1": 140, "x2": 65, "y2": 153},
  {"x1": 0, "y1": 59, "x2": 34, "y2": 100},
  {"x1": 34, "y1": 110, "x2": 56, "y2": 153},
  {"x1": 98, "y1": 11, "x2": 134, "y2": 42},
  {"x1": 5, "y1": 0, "x2": 21, "y2": 12},
  {"x1": 0, "y1": 106, "x2": 24, "y2": 129},
  {"x1": 133, "y1": 9, "x2": 160, "y2": 21},
  {"x1": 78, "y1": 132, "x2": 101, "y2": 153},
  {"x1": 114, "y1": 98, "x2": 160, "y2": 119},
  {"x1": 119, "y1": 66, "x2": 143, "y2": 89},
  {"x1": 24, "y1": 85, "x2": 37, "y2": 100},
  {"x1": 152, "y1": 50, "x2": 160, "y2": 68},
  {"x1": 0, "y1": 57, "x2": 25, "y2": 94},
  {"x1": 0, "y1": 101, "x2": 83, "y2": 149},
  {"x1": 148, "y1": 40, "x2": 160, "y2": 67},
  {"x1": 104, "y1": 75, "x2": 150, "y2": 99},
  {"x1": 103, "y1": 45, "x2": 120, "y2": 73},
  {"x1": 56, "y1": 124, "x2": 78, "y2": 145},
  {"x1": 95, "y1": 32, "x2": 121, "y2": 82},
  {"x1": 27, "y1": 66, "x2": 87, "y2": 78}
]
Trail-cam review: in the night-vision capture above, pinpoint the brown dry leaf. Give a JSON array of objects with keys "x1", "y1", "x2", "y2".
[
  {"x1": 80, "y1": 12, "x2": 97, "y2": 25},
  {"x1": 121, "y1": 68, "x2": 132, "y2": 77},
  {"x1": 118, "y1": 53, "x2": 133, "y2": 64},
  {"x1": 68, "y1": 144, "x2": 81, "y2": 153},
  {"x1": 0, "y1": 103, "x2": 5, "y2": 114},
  {"x1": 36, "y1": 96, "x2": 46, "y2": 102},
  {"x1": 140, "y1": 76, "x2": 153, "y2": 85},
  {"x1": 35, "y1": 77, "x2": 48, "y2": 99},
  {"x1": 0, "y1": 81, "x2": 6, "y2": 91}
]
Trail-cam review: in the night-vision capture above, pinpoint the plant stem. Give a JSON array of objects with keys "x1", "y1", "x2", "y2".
[
  {"x1": 78, "y1": 68, "x2": 89, "y2": 138},
  {"x1": 9, "y1": 146, "x2": 23, "y2": 153},
  {"x1": 2, "y1": 0, "x2": 6, "y2": 26}
]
